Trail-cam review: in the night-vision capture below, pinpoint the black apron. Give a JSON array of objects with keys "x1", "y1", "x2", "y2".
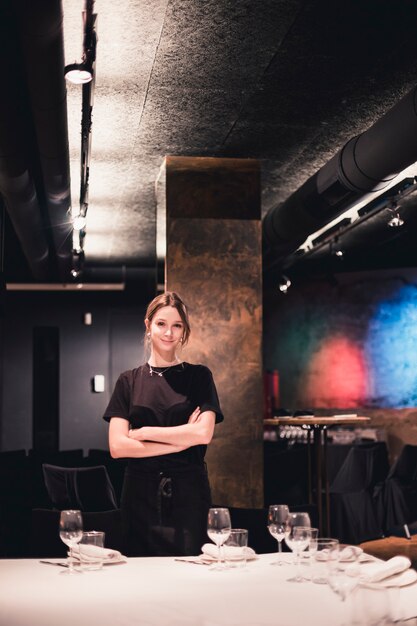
[{"x1": 121, "y1": 464, "x2": 212, "y2": 556}]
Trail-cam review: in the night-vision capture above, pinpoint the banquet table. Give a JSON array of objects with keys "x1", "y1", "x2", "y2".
[{"x1": 0, "y1": 553, "x2": 416, "y2": 626}]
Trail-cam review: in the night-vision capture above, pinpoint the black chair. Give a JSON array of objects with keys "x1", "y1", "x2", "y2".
[
  {"x1": 28, "y1": 449, "x2": 85, "y2": 466},
  {"x1": 28, "y1": 450, "x2": 86, "y2": 509},
  {"x1": 42, "y1": 464, "x2": 118, "y2": 512},
  {"x1": 0, "y1": 449, "x2": 27, "y2": 466},
  {"x1": 30, "y1": 508, "x2": 123, "y2": 557},
  {"x1": 87, "y1": 449, "x2": 126, "y2": 504},
  {"x1": 376, "y1": 444, "x2": 417, "y2": 533},
  {"x1": 326, "y1": 443, "x2": 353, "y2": 486},
  {"x1": 0, "y1": 452, "x2": 32, "y2": 557},
  {"x1": 329, "y1": 442, "x2": 389, "y2": 544}
]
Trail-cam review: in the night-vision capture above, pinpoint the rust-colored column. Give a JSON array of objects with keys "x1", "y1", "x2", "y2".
[{"x1": 163, "y1": 156, "x2": 263, "y2": 507}]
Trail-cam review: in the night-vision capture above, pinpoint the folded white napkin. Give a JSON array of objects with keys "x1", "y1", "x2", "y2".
[
  {"x1": 201, "y1": 543, "x2": 257, "y2": 560},
  {"x1": 71, "y1": 544, "x2": 125, "y2": 563},
  {"x1": 349, "y1": 556, "x2": 411, "y2": 583},
  {"x1": 338, "y1": 546, "x2": 363, "y2": 561}
]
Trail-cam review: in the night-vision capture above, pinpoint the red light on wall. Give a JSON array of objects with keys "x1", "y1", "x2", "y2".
[{"x1": 300, "y1": 336, "x2": 367, "y2": 408}]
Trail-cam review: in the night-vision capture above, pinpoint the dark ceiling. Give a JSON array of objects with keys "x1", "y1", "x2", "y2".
[{"x1": 1, "y1": 0, "x2": 417, "y2": 288}]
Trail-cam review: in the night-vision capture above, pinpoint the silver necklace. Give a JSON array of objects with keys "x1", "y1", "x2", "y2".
[{"x1": 148, "y1": 363, "x2": 178, "y2": 377}]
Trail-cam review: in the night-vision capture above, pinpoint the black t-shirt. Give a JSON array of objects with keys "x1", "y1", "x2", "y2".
[{"x1": 103, "y1": 362, "x2": 224, "y2": 471}]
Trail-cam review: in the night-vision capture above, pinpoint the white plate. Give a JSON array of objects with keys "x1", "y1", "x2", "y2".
[{"x1": 69, "y1": 552, "x2": 127, "y2": 566}]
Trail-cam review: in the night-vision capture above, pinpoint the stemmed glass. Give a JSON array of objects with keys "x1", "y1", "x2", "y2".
[
  {"x1": 59, "y1": 509, "x2": 83, "y2": 574},
  {"x1": 267, "y1": 504, "x2": 289, "y2": 565},
  {"x1": 207, "y1": 507, "x2": 231, "y2": 571},
  {"x1": 301, "y1": 527, "x2": 318, "y2": 574},
  {"x1": 327, "y1": 552, "x2": 360, "y2": 625},
  {"x1": 284, "y1": 512, "x2": 311, "y2": 582}
]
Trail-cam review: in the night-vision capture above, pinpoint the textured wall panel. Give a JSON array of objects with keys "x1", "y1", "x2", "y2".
[
  {"x1": 263, "y1": 269, "x2": 417, "y2": 463},
  {"x1": 165, "y1": 157, "x2": 263, "y2": 507}
]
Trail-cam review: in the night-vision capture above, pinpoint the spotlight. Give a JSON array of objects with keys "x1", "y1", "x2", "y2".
[
  {"x1": 71, "y1": 249, "x2": 85, "y2": 280},
  {"x1": 331, "y1": 238, "x2": 344, "y2": 259},
  {"x1": 73, "y1": 214, "x2": 87, "y2": 231},
  {"x1": 387, "y1": 203, "x2": 404, "y2": 228},
  {"x1": 332, "y1": 246, "x2": 344, "y2": 258},
  {"x1": 278, "y1": 276, "x2": 291, "y2": 293},
  {"x1": 387, "y1": 213, "x2": 404, "y2": 228},
  {"x1": 64, "y1": 63, "x2": 93, "y2": 85}
]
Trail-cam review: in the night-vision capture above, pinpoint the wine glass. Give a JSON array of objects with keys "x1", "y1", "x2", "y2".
[
  {"x1": 285, "y1": 526, "x2": 311, "y2": 582},
  {"x1": 267, "y1": 504, "x2": 289, "y2": 565},
  {"x1": 284, "y1": 512, "x2": 311, "y2": 582},
  {"x1": 59, "y1": 509, "x2": 83, "y2": 574},
  {"x1": 328, "y1": 551, "x2": 360, "y2": 625},
  {"x1": 207, "y1": 507, "x2": 231, "y2": 571},
  {"x1": 300, "y1": 526, "x2": 318, "y2": 574}
]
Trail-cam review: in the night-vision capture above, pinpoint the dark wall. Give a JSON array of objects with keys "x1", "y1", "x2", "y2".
[
  {"x1": 0, "y1": 289, "x2": 148, "y2": 452},
  {"x1": 264, "y1": 268, "x2": 417, "y2": 411},
  {"x1": 263, "y1": 268, "x2": 417, "y2": 460}
]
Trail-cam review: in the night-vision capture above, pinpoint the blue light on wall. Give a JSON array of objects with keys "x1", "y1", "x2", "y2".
[{"x1": 365, "y1": 285, "x2": 417, "y2": 408}]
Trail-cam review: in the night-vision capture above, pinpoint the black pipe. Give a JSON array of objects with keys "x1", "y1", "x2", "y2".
[
  {"x1": 0, "y1": 1, "x2": 51, "y2": 280},
  {"x1": 263, "y1": 85, "x2": 417, "y2": 263},
  {"x1": 14, "y1": 0, "x2": 73, "y2": 280}
]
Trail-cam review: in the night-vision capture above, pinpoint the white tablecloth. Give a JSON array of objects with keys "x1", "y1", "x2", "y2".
[{"x1": 0, "y1": 554, "x2": 416, "y2": 626}]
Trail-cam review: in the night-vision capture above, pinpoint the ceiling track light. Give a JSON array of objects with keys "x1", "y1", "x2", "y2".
[
  {"x1": 387, "y1": 204, "x2": 405, "y2": 228},
  {"x1": 278, "y1": 275, "x2": 291, "y2": 293},
  {"x1": 72, "y1": 214, "x2": 87, "y2": 231},
  {"x1": 71, "y1": 249, "x2": 85, "y2": 279},
  {"x1": 67, "y1": 0, "x2": 97, "y2": 281},
  {"x1": 64, "y1": 62, "x2": 93, "y2": 85},
  {"x1": 64, "y1": 1, "x2": 97, "y2": 86},
  {"x1": 331, "y1": 239, "x2": 344, "y2": 259}
]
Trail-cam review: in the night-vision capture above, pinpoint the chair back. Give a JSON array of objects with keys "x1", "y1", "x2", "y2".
[
  {"x1": 330, "y1": 442, "x2": 389, "y2": 493},
  {"x1": 388, "y1": 444, "x2": 417, "y2": 481},
  {"x1": 42, "y1": 464, "x2": 118, "y2": 511}
]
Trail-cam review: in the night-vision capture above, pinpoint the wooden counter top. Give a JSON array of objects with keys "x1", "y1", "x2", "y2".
[{"x1": 264, "y1": 416, "x2": 371, "y2": 426}]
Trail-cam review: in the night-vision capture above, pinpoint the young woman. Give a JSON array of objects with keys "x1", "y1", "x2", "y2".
[{"x1": 103, "y1": 291, "x2": 224, "y2": 556}]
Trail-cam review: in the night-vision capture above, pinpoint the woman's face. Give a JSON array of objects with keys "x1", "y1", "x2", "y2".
[{"x1": 146, "y1": 305, "x2": 184, "y2": 356}]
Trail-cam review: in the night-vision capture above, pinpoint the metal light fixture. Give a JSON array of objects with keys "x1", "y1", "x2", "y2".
[
  {"x1": 64, "y1": 1, "x2": 96, "y2": 86},
  {"x1": 68, "y1": 0, "x2": 97, "y2": 280},
  {"x1": 387, "y1": 212, "x2": 404, "y2": 228},
  {"x1": 72, "y1": 214, "x2": 87, "y2": 231},
  {"x1": 331, "y1": 238, "x2": 344, "y2": 259},
  {"x1": 71, "y1": 249, "x2": 85, "y2": 279},
  {"x1": 64, "y1": 62, "x2": 93, "y2": 85},
  {"x1": 387, "y1": 202, "x2": 404, "y2": 228},
  {"x1": 278, "y1": 275, "x2": 291, "y2": 293}
]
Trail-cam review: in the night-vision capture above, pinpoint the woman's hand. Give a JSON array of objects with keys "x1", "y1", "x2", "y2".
[
  {"x1": 128, "y1": 427, "x2": 148, "y2": 441},
  {"x1": 128, "y1": 407, "x2": 200, "y2": 440},
  {"x1": 188, "y1": 406, "x2": 201, "y2": 423},
  {"x1": 109, "y1": 417, "x2": 190, "y2": 459}
]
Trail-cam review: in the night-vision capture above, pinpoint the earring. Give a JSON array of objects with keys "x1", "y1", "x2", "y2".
[{"x1": 147, "y1": 333, "x2": 151, "y2": 337}]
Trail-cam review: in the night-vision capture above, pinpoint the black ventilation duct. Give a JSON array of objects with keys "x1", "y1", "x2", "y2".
[
  {"x1": 14, "y1": 0, "x2": 73, "y2": 280},
  {"x1": 263, "y1": 85, "x2": 417, "y2": 266},
  {"x1": 0, "y1": 0, "x2": 72, "y2": 282},
  {"x1": 0, "y1": 2, "x2": 50, "y2": 280}
]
